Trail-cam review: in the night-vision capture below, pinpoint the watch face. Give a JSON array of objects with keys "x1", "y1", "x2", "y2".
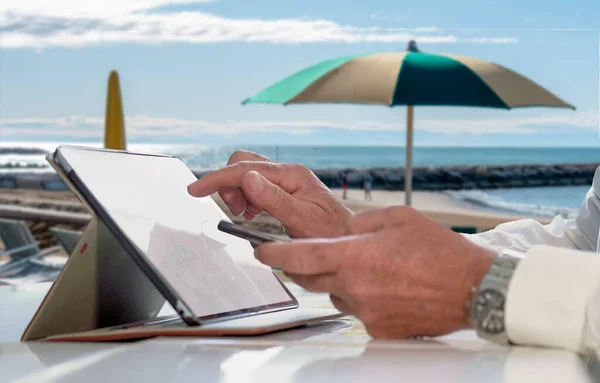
[{"x1": 474, "y1": 289, "x2": 505, "y2": 334}]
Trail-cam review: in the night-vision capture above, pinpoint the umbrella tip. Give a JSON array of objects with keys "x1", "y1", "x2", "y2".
[{"x1": 407, "y1": 40, "x2": 420, "y2": 52}]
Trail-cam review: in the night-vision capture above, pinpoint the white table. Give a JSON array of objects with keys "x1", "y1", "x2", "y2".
[{"x1": 0, "y1": 283, "x2": 596, "y2": 383}]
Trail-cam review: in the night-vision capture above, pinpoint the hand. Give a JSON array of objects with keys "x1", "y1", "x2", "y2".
[
  {"x1": 255, "y1": 206, "x2": 496, "y2": 339},
  {"x1": 187, "y1": 150, "x2": 353, "y2": 238}
]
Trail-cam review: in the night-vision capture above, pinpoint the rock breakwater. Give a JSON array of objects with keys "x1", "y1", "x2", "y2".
[{"x1": 1, "y1": 163, "x2": 597, "y2": 191}]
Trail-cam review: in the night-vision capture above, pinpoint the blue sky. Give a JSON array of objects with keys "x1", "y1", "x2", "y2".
[{"x1": 1, "y1": 0, "x2": 599, "y2": 147}]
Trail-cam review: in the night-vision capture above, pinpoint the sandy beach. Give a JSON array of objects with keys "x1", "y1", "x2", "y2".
[{"x1": 331, "y1": 188, "x2": 552, "y2": 229}]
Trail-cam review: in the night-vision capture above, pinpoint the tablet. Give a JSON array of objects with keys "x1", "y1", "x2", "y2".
[{"x1": 52, "y1": 145, "x2": 297, "y2": 326}]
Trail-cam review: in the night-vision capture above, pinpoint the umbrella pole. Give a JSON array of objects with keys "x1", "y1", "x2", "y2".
[{"x1": 405, "y1": 105, "x2": 414, "y2": 206}]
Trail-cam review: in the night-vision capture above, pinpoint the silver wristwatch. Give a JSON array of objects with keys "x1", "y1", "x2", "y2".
[{"x1": 468, "y1": 249, "x2": 523, "y2": 344}]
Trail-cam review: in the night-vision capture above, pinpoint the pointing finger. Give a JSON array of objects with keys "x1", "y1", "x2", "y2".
[
  {"x1": 187, "y1": 162, "x2": 290, "y2": 198},
  {"x1": 286, "y1": 273, "x2": 340, "y2": 295},
  {"x1": 241, "y1": 171, "x2": 304, "y2": 228},
  {"x1": 228, "y1": 150, "x2": 273, "y2": 164},
  {"x1": 217, "y1": 150, "x2": 274, "y2": 216}
]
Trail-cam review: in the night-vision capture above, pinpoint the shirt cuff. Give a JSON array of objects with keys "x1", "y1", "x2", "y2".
[{"x1": 506, "y1": 245, "x2": 600, "y2": 352}]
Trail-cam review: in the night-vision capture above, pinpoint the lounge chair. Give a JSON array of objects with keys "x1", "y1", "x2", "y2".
[
  {"x1": 0, "y1": 218, "x2": 45, "y2": 261},
  {"x1": 0, "y1": 256, "x2": 65, "y2": 285},
  {"x1": 0, "y1": 218, "x2": 64, "y2": 273},
  {"x1": 49, "y1": 227, "x2": 82, "y2": 255}
]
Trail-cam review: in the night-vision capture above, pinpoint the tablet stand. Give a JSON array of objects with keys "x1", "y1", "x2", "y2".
[
  {"x1": 22, "y1": 217, "x2": 166, "y2": 341},
  {"x1": 22, "y1": 157, "x2": 167, "y2": 341}
]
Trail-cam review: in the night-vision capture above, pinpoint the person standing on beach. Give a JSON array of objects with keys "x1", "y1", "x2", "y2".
[
  {"x1": 363, "y1": 177, "x2": 372, "y2": 201},
  {"x1": 188, "y1": 149, "x2": 600, "y2": 355},
  {"x1": 342, "y1": 174, "x2": 348, "y2": 200}
]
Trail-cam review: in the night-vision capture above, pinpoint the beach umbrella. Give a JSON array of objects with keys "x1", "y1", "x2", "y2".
[{"x1": 242, "y1": 41, "x2": 574, "y2": 206}]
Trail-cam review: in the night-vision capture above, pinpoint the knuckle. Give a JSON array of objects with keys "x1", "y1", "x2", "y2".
[
  {"x1": 228, "y1": 150, "x2": 245, "y2": 163},
  {"x1": 271, "y1": 187, "x2": 286, "y2": 208},
  {"x1": 386, "y1": 205, "x2": 403, "y2": 216},
  {"x1": 287, "y1": 253, "x2": 307, "y2": 272},
  {"x1": 346, "y1": 216, "x2": 360, "y2": 233},
  {"x1": 229, "y1": 150, "x2": 263, "y2": 164},
  {"x1": 307, "y1": 242, "x2": 325, "y2": 260},
  {"x1": 228, "y1": 150, "x2": 246, "y2": 165},
  {"x1": 345, "y1": 214, "x2": 368, "y2": 234},
  {"x1": 312, "y1": 246, "x2": 329, "y2": 266},
  {"x1": 289, "y1": 243, "x2": 327, "y2": 273},
  {"x1": 343, "y1": 272, "x2": 372, "y2": 303},
  {"x1": 387, "y1": 205, "x2": 414, "y2": 219},
  {"x1": 287, "y1": 163, "x2": 310, "y2": 176}
]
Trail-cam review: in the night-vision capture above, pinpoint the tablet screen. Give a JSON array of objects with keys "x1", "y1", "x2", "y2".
[{"x1": 56, "y1": 146, "x2": 295, "y2": 320}]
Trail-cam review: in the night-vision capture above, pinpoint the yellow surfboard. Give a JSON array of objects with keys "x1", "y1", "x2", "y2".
[{"x1": 104, "y1": 70, "x2": 126, "y2": 150}]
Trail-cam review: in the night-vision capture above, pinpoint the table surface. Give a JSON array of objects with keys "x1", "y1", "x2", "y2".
[{"x1": 0, "y1": 282, "x2": 596, "y2": 383}]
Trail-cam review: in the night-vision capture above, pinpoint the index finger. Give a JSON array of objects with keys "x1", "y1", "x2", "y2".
[
  {"x1": 227, "y1": 150, "x2": 274, "y2": 164},
  {"x1": 187, "y1": 162, "x2": 286, "y2": 197},
  {"x1": 255, "y1": 237, "x2": 355, "y2": 275}
]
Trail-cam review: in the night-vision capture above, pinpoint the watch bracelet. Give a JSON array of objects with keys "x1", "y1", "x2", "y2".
[{"x1": 466, "y1": 249, "x2": 523, "y2": 338}]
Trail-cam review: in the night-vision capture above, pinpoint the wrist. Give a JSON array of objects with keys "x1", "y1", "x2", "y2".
[
  {"x1": 462, "y1": 246, "x2": 496, "y2": 328},
  {"x1": 467, "y1": 248, "x2": 524, "y2": 343}
]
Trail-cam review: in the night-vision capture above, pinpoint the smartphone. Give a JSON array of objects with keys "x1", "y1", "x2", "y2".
[{"x1": 218, "y1": 220, "x2": 291, "y2": 246}]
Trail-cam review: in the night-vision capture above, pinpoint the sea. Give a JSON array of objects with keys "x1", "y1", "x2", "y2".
[{"x1": 1, "y1": 141, "x2": 598, "y2": 219}]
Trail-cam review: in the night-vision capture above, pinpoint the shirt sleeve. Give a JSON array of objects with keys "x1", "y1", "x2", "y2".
[
  {"x1": 464, "y1": 166, "x2": 600, "y2": 353},
  {"x1": 505, "y1": 245, "x2": 600, "y2": 354},
  {"x1": 465, "y1": 166, "x2": 600, "y2": 254}
]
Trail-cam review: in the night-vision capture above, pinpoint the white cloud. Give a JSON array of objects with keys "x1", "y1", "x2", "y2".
[
  {"x1": 1, "y1": 112, "x2": 596, "y2": 140},
  {"x1": 416, "y1": 113, "x2": 599, "y2": 135},
  {"x1": 0, "y1": 1, "x2": 519, "y2": 48},
  {"x1": 0, "y1": 0, "x2": 213, "y2": 18}
]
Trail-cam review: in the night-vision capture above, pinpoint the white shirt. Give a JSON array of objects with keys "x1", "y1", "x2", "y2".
[{"x1": 467, "y1": 165, "x2": 600, "y2": 354}]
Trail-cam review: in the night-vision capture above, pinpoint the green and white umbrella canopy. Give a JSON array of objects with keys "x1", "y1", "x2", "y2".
[{"x1": 242, "y1": 42, "x2": 574, "y2": 205}]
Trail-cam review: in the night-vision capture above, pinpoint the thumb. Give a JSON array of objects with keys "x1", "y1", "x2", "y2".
[{"x1": 241, "y1": 171, "x2": 303, "y2": 225}]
